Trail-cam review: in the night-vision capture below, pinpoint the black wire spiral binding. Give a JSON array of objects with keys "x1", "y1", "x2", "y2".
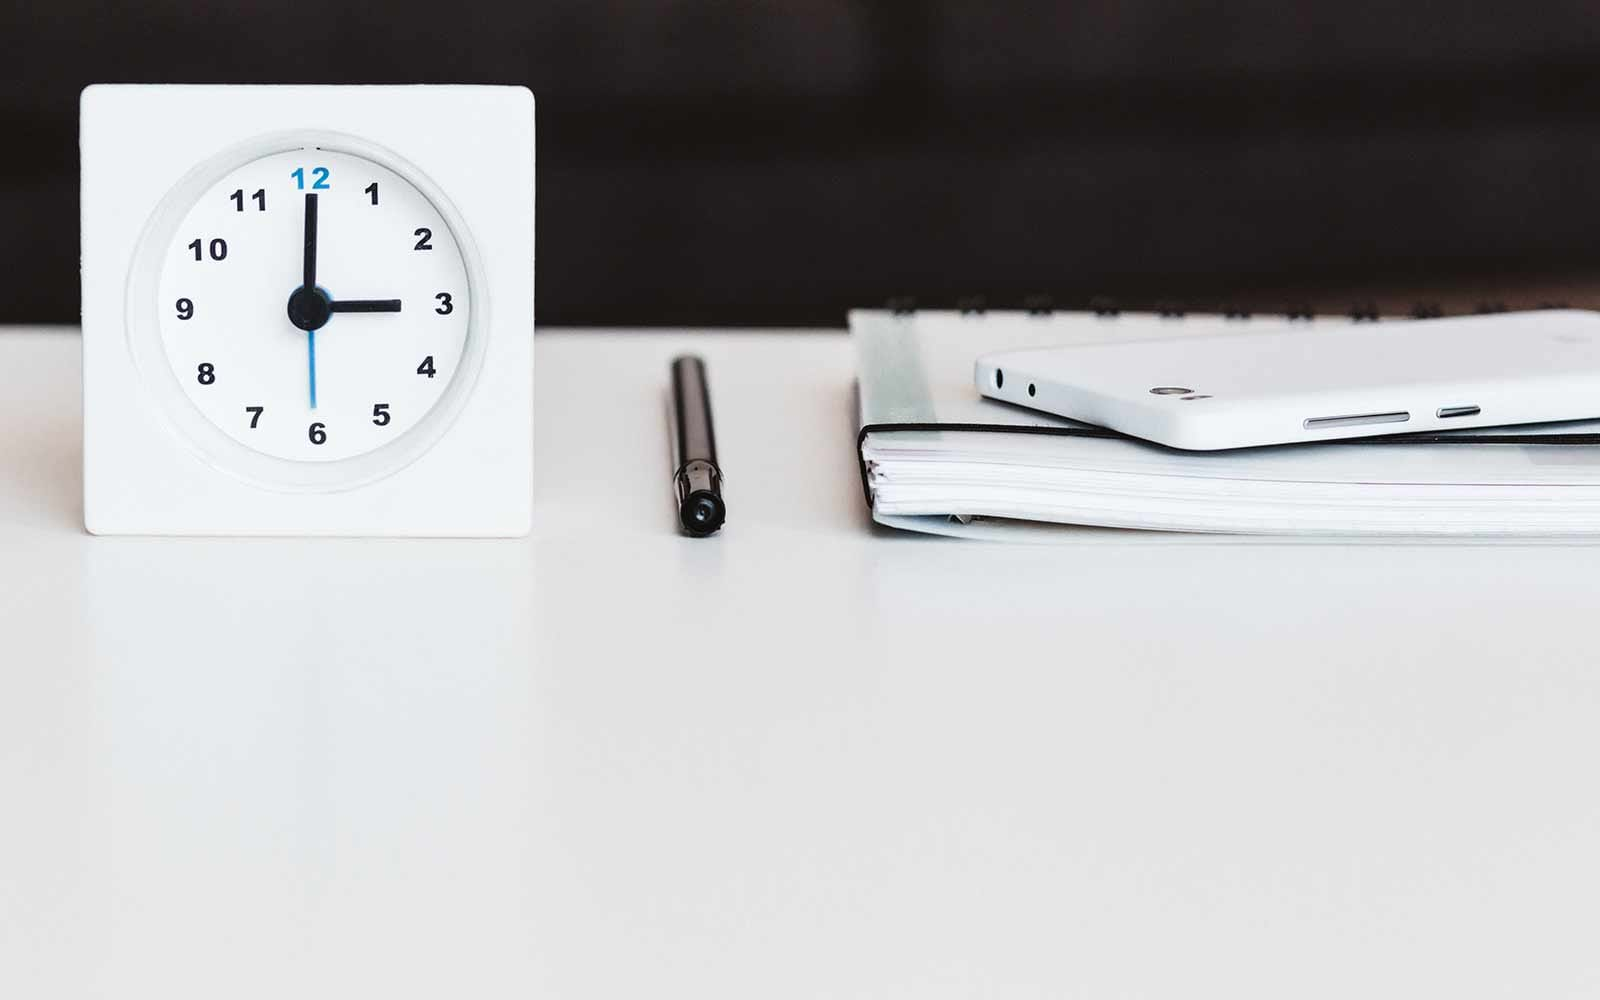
[
  {"x1": 883, "y1": 295, "x2": 1584, "y2": 321},
  {"x1": 1023, "y1": 294, "x2": 1054, "y2": 315}
]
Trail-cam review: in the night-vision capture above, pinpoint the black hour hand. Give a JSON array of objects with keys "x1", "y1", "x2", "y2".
[{"x1": 329, "y1": 298, "x2": 402, "y2": 313}]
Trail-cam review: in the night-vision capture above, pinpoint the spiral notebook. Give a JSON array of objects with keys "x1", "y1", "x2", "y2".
[{"x1": 851, "y1": 307, "x2": 1600, "y2": 539}]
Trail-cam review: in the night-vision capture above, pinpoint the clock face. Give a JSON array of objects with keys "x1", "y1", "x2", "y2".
[{"x1": 154, "y1": 147, "x2": 471, "y2": 463}]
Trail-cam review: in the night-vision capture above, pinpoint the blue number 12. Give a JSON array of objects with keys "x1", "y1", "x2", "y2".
[{"x1": 292, "y1": 166, "x2": 331, "y2": 190}]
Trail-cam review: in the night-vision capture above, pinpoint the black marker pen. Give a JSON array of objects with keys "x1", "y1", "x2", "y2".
[{"x1": 669, "y1": 355, "x2": 726, "y2": 537}]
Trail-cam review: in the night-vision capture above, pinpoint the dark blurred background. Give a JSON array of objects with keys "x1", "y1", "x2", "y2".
[{"x1": 8, "y1": 1, "x2": 1600, "y2": 325}]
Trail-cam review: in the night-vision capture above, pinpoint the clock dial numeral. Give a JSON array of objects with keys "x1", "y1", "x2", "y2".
[
  {"x1": 308, "y1": 422, "x2": 327, "y2": 445},
  {"x1": 175, "y1": 297, "x2": 194, "y2": 321},
  {"x1": 435, "y1": 292, "x2": 453, "y2": 315},
  {"x1": 188, "y1": 238, "x2": 228, "y2": 261},
  {"x1": 292, "y1": 166, "x2": 331, "y2": 190},
  {"x1": 230, "y1": 188, "x2": 266, "y2": 212},
  {"x1": 413, "y1": 228, "x2": 433, "y2": 251},
  {"x1": 372, "y1": 403, "x2": 391, "y2": 426},
  {"x1": 245, "y1": 405, "x2": 264, "y2": 428},
  {"x1": 364, "y1": 182, "x2": 379, "y2": 205},
  {"x1": 197, "y1": 362, "x2": 216, "y2": 385},
  {"x1": 417, "y1": 356, "x2": 437, "y2": 379}
]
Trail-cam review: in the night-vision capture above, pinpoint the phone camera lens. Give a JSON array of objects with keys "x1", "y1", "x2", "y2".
[
  {"x1": 995, "y1": 369, "x2": 1005, "y2": 389},
  {"x1": 1150, "y1": 386, "x2": 1192, "y2": 395}
]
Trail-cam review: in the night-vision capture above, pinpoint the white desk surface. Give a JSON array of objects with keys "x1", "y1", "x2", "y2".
[{"x1": 4, "y1": 326, "x2": 1600, "y2": 999}]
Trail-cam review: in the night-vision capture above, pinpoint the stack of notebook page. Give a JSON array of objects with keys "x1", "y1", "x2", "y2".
[{"x1": 852, "y1": 308, "x2": 1600, "y2": 538}]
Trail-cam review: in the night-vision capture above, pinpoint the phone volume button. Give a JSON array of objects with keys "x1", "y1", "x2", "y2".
[{"x1": 1303, "y1": 411, "x2": 1411, "y2": 429}]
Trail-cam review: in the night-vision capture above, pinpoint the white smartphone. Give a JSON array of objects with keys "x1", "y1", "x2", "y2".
[{"x1": 975, "y1": 310, "x2": 1600, "y2": 450}]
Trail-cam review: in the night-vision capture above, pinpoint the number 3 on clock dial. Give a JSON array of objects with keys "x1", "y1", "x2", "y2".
[{"x1": 157, "y1": 147, "x2": 469, "y2": 464}]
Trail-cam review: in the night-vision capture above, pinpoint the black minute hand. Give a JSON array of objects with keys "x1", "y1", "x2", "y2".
[
  {"x1": 302, "y1": 192, "x2": 317, "y2": 289},
  {"x1": 285, "y1": 194, "x2": 330, "y2": 332},
  {"x1": 329, "y1": 299, "x2": 403, "y2": 313}
]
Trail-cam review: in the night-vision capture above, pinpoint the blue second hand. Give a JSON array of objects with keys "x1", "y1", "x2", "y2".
[{"x1": 308, "y1": 328, "x2": 318, "y2": 410}]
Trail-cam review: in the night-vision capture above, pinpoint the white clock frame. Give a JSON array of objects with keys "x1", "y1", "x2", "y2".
[{"x1": 81, "y1": 84, "x2": 534, "y2": 536}]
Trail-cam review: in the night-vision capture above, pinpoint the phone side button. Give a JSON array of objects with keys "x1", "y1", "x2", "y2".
[
  {"x1": 1437, "y1": 405, "x2": 1481, "y2": 419},
  {"x1": 1303, "y1": 411, "x2": 1410, "y2": 429}
]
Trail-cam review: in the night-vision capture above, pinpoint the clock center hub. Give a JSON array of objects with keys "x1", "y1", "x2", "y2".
[{"x1": 286, "y1": 285, "x2": 333, "y2": 331}]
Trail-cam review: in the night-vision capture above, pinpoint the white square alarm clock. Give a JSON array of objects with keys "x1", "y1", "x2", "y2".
[{"x1": 80, "y1": 84, "x2": 534, "y2": 535}]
